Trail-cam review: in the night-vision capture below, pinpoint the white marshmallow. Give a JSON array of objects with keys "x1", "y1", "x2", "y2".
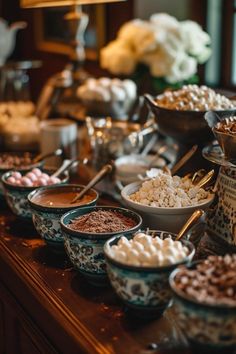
[
  {"x1": 110, "y1": 86, "x2": 126, "y2": 101},
  {"x1": 109, "y1": 232, "x2": 189, "y2": 267},
  {"x1": 132, "y1": 241, "x2": 144, "y2": 253},
  {"x1": 127, "y1": 249, "x2": 139, "y2": 263},
  {"x1": 139, "y1": 251, "x2": 152, "y2": 263}
]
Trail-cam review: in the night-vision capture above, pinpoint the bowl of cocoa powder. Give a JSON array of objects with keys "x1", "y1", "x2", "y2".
[
  {"x1": 60, "y1": 206, "x2": 142, "y2": 286},
  {"x1": 170, "y1": 254, "x2": 236, "y2": 353}
]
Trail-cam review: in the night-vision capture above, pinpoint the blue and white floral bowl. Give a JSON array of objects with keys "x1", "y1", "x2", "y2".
[
  {"x1": 104, "y1": 231, "x2": 195, "y2": 318},
  {"x1": 2, "y1": 169, "x2": 68, "y2": 219},
  {"x1": 28, "y1": 184, "x2": 98, "y2": 253},
  {"x1": 60, "y1": 206, "x2": 142, "y2": 286},
  {"x1": 0, "y1": 151, "x2": 44, "y2": 200},
  {"x1": 170, "y1": 264, "x2": 236, "y2": 353}
]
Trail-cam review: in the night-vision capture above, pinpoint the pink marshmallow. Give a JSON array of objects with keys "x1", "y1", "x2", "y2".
[
  {"x1": 49, "y1": 177, "x2": 61, "y2": 185},
  {"x1": 41, "y1": 173, "x2": 50, "y2": 181},
  {"x1": 37, "y1": 177, "x2": 47, "y2": 186},
  {"x1": 7, "y1": 176, "x2": 16, "y2": 185},
  {"x1": 26, "y1": 172, "x2": 37, "y2": 182},
  {"x1": 21, "y1": 177, "x2": 33, "y2": 187},
  {"x1": 32, "y1": 168, "x2": 42, "y2": 177},
  {"x1": 11, "y1": 171, "x2": 22, "y2": 180}
]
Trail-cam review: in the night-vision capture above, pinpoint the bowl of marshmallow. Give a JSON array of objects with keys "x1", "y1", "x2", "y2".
[
  {"x1": 104, "y1": 230, "x2": 195, "y2": 318},
  {"x1": 145, "y1": 85, "x2": 236, "y2": 144},
  {"x1": 121, "y1": 169, "x2": 214, "y2": 232},
  {"x1": 77, "y1": 77, "x2": 137, "y2": 119}
]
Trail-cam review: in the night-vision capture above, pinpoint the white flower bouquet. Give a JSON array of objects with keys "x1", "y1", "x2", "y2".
[{"x1": 100, "y1": 13, "x2": 211, "y2": 85}]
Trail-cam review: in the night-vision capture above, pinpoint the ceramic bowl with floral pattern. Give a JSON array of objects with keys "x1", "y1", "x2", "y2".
[
  {"x1": 0, "y1": 151, "x2": 44, "y2": 200},
  {"x1": 28, "y1": 184, "x2": 98, "y2": 253},
  {"x1": 170, "y1": 263, "x2": 236, "y2": 353},
  {"x1": 104, "y1": 231, "x2": 195, "y2": 318},
  {"x1": 60, "y1": 206, "x2": 142, "y2": 286},
  {"x1": 2, "y1": 169, "x2": 68, "y2": 219}
]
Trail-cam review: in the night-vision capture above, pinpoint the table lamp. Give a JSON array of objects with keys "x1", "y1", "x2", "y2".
[
  {"x1": 21, "y1": 0, "x2": 125, "y2": 65},
  {"x1": 20, "y1": 0, "x2": 126, "y2": 119}
]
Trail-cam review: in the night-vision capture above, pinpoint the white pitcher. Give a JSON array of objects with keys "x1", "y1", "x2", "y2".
[{"x1": 0, "y1": 18, "x2": 26, "y2": 66}]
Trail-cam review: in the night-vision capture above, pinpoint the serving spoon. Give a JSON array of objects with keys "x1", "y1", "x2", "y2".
[
  {"x1": 51, "y1": 157, "x2": 88, "y2": 178},
  {"x1": 146, "y1": 209, "x2": 205, "y2": 241},
  {"x1": 33, "y1": 148, "x2": 63, "y2": 163},
  {"x1": 195, "y1": 169, "x2": 215, "y2": 189},
  {"x1": 176, "y1": 209, "x2": 205, "y2": 241},
  {"x1": 71, "y1": 163, "x2": 113, "y2": 203}
]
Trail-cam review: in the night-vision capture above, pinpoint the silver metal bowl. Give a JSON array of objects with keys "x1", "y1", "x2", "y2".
[{"x1": 145, "y1": 94, "x2": 235, "y2": 145}]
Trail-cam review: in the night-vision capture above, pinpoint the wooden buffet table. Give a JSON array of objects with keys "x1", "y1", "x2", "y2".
[{"x1": 0, "y1": 194, "x2": 194, "y2": 354}]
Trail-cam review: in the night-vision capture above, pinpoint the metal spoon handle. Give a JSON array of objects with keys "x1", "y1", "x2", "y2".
[
  {"x1": 33, "y1": 148, "x2": 63, "y2": 163},
  {"x1": 52, "y1": 160, "x2": 74, "y2": 177},
  {"x1": 196, "y1": 169, "x2": 215, "y2": 189},
  {"x1": 51, "y1": 159, "x2": 78, "y2": 178},
  {"x1": 147, "y1": 144, "x2": 168, "y2": 168},
  {"x1": 71, "y1": 164, "x2": 113, "y2": 203},
  {"x1": 176, "y1": 209, "x2": 204, "y2": 241},
  {"x1": 171, "y1": 145, "x2": 198, "y2": 175}
]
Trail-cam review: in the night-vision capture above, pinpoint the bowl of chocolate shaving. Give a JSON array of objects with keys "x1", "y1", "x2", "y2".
[{"x1": 60, "y1": 206, "x2": 142, "y2": 286}]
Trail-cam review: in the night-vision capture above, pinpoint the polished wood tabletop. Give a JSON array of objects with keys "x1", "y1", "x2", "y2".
[{"x1": 0, "y1": 193, "x2": 193, "y2": 354}]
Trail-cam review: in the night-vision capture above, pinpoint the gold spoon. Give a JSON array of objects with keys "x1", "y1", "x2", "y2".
[
  {"x1": 195, "y1": 169, "x2": 215, "y2": 189},
  {"x1": 71, "y1": 163, "x2": 113, "y2": 203},
  {"x1": 176, "y1": 209, "x2": 205, "y2": 241},
  {"x1": 184, "y1": 169, "x2": 206, "y2": 184}
]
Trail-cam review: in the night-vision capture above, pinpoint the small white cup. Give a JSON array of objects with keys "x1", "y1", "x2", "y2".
[{"x1": 40, "y1": 119, "x2": 77, "y2": 167}]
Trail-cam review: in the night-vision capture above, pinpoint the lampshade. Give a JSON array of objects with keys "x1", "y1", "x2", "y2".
[{"x1": 21, "y1": 0, "x2": 125, "y2": 7}]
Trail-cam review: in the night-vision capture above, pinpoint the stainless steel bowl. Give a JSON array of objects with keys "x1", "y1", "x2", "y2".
[
  {"x1": 145, "y1": 94, "x2": 235, "y2": 144},
  {"x1": 205, "y1": 110, "x2": 236, "y2": 161}
]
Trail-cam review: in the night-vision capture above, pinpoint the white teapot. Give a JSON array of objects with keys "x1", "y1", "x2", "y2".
[{"x1": 0, "y1": 18, "x2": 26, "y2": 66}]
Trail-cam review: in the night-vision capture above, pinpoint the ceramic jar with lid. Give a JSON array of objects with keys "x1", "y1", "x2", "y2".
[{"x1": 206, "y1": 165, "x2": 236, "y2": 245}]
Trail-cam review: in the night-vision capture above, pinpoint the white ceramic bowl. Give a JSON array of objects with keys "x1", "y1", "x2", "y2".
[
  {"x1": 121, "y1": 181, "x2": 215, "y2": 232},
  {"x1": 115, "y1": 154, "x2": 166, "y2": 185}
]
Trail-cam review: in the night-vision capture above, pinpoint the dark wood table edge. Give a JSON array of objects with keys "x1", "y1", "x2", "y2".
[{"x1": 0, "y1": 238, "x2": 112, "y2": 354}]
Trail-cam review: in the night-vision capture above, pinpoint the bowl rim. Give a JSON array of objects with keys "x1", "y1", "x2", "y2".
[
  {"x1": 1, "y1": 169, "x2": 69, "y2": 191},
  {"x1": 104, "y1": 231, "x2": 195, "y2": 272},
  {"x1": 150, "y1": 94, "x2": 236, "y2": 114},
  {"x1": 0, "y1": 151, "x2": 43, "y2": 172},
  {"x1": 121, "y1": 181, "x2": 215, "y2": 213},
  {"x1": 213, "y1": 127, "x2": 236, "y2": 139},
  {"x1": 28, "y1": 184, "x2": 99, "y2": 212},
  {"x1": 169, "y1": 262, "x2": 236, "y2": 310},
  {"x1": 60, "y1": 205, "x2": 143, "y2": 239}
]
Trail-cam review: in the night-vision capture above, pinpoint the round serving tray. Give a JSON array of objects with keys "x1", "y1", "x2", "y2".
[{"x1": 202, "y1": 142, "x2": 236, "y2": 168}]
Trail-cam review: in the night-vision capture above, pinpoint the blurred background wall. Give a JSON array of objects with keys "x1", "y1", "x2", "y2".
[{"x1": 2, "y1": 0, "x2": 231, "y2": 102}]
